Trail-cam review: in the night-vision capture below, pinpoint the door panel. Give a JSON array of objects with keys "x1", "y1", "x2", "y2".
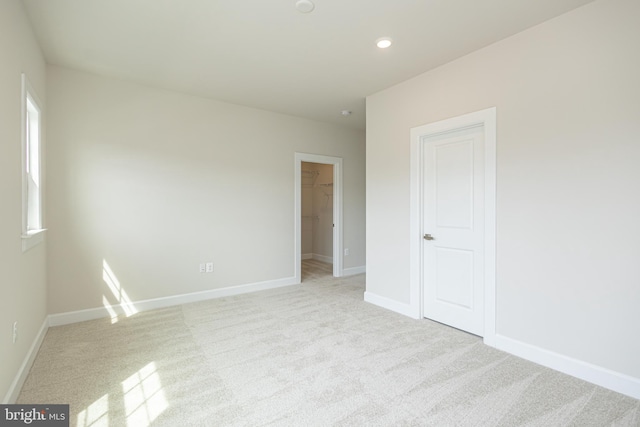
[
  {"x1": 435, "y1": 248, "x2": 474, "y2": 309},
  {"x1": 435, "y1": 141, "x2": 474, "y2": 229},
  {"x1": 423, "y1": 125, "x2": 484, "y2": 336}
]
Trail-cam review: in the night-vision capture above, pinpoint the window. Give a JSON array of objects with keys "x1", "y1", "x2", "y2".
[{"x1": 21, "y1": 74, "x2": 45, "y2": 251}]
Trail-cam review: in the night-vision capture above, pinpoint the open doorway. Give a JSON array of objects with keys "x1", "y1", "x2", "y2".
[
  {"x1": 301, "y1": 162, "x2": 334, "y2": 281},
  {"x1": 294, "y1": 153, "x2": 343, "y2": 283}
]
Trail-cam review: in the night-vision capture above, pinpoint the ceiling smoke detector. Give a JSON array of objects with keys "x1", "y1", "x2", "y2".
[
  {"x1": 341, "y1": 110, "x2": 352, "y2": 117},
  {"x1": 295, "y1": 0, "x2": 315, "y2": 13}
]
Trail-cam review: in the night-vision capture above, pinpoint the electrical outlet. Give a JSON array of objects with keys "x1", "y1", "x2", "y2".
[
  {"x1": 344, "y1": 248, "x2": 350, "y2": 256},
  {"x1": 12, "y1": 321, "x2": 18, "y2": 344},
  {"x1": 206, "y1": 262, "x2": 214, "y2": 273},
  {"x1": 199, "y1": 263, "x2": 206, "y2": 273}
]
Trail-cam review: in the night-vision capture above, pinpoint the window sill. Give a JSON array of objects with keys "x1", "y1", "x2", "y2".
[{"x1": 21, "y1": 228, "x2": 46, "y2": 252}]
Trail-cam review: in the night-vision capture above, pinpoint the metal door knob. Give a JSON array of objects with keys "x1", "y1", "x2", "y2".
[{"x1": 424, "y1": 234, "x2": 435, "y2": 240}]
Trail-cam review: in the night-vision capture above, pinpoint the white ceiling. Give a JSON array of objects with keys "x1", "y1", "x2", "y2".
[{"x1": 22, "y1": 0, "x2": 595, "y2": 130}]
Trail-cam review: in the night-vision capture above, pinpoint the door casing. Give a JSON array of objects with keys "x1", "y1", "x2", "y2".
[{"x1": 409, "y1": 108, "x2": 497, "y2": 346}]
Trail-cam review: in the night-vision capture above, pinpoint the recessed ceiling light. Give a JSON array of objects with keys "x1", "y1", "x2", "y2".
[
  {"x1": 295, "y1": 0, "x2": 315, "y2": 13},
  {"x1": 376, "y1": 37, "x2": 392, "y2": 49},
  {"x1": 341, "y1": 110, "x2": 352, "y2": 117}
]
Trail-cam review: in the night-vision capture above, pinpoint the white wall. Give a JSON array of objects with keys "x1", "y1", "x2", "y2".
[
  {"x1": 367, "y1": 0, "x2": 640, "y2": 384},
  {"x1": 0, "y1": 0, "x2": 48, "y2": 402},
  {"x1": 46, "y1": 66, "x2": 365, "y2": 315}
]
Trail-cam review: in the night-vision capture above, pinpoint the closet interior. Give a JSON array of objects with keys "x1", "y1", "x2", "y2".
[{"x1": 301, "y1": 162, "x2": 334, "y2": 264}]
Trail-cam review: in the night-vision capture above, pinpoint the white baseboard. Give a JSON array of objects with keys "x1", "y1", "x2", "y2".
[
  {"x1": 312, "y1": 253, "x2": 333, "y2": 264},
  {"x1": 364, "y1": 291, "x2": 420, "y2": 319},
  {"x1": 494, "y1": 334, "x2": 640, "y2": 400},
  {"x1": 9, "y1": 284, "x2": 639, "y2": 404},
  {"x1": 301, "y1": 253, "x2": 313, "y2": 260},
  {"x1": 343, "y1": 265, "x2": 366, "y2": 276},
  {"x1": 362, "y1": 294, "x2": 640, "y2": 399},
  {"x1": 49, "y1": 276, "x2": 300, "y2": 327},
  {"x1": 3, "y1": 318, "x2": 49, "y2": 404}
]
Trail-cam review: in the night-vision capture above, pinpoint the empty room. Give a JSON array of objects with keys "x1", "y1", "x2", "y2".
[{"x1": 1, "y1": 0, "x2": 639, "y2": 425}]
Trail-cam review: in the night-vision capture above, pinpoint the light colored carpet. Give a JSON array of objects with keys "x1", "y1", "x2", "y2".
[{"x1": 18, "y1": 261, "x2": 640, "y2": 426}]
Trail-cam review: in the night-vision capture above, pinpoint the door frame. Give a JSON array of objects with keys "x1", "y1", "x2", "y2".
[
  {"x1": 294, "y1": 152, "x2": 344, "y2": 281},
  {"x1": 409, "y1": 108, "x2": 497, "y2": 346}
]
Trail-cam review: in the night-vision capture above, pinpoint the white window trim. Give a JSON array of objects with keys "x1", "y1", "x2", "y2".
[
  {"x1": 22, "y1": 229, "x2": 46, "y2": 252},
  {"x1": 21, "y1": 73, "x2": 46, "y2": 252}
]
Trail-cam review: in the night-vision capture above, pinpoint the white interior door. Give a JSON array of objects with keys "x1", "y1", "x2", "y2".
[{"x1": 422, "y1": 125, "x2": 485, "y2": 336}]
